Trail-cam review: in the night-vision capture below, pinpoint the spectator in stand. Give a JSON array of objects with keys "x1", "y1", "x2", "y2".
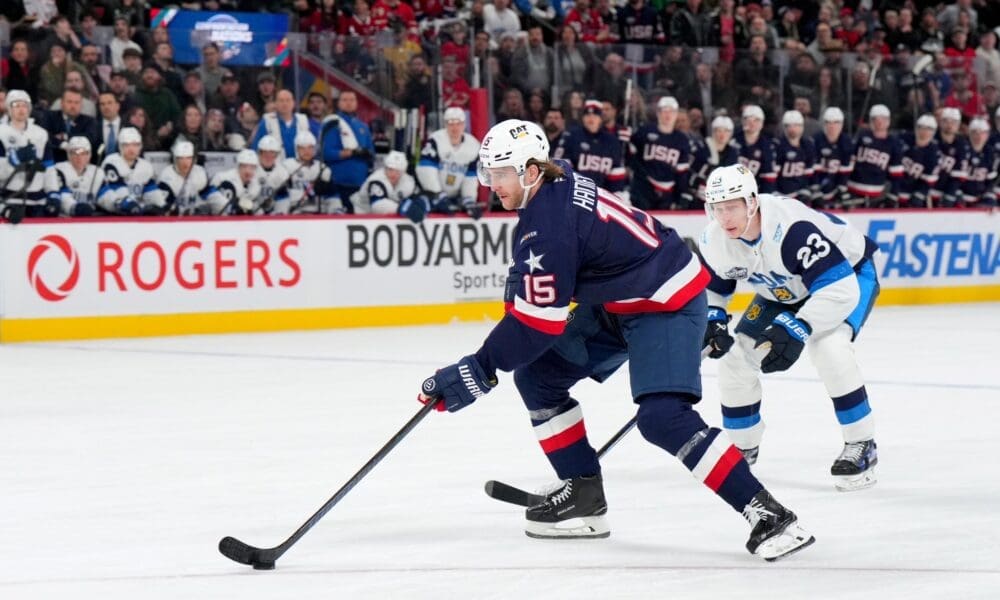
[
  {"x1": 440, "y1": 23, "x2": 471, "y2": 76},
  {"x1": 684, "y1": 62, "x2": 714, "y2": 117},
  {"x1": 123, "y1": 106, "x2": 159, "y2": 151},
  {"x1": 293, "y1": 0, "x2": 324, "y2": 34},
  {"x1": 653, "y1": 45, "x2": 694, "y2": 100},
  {"x1": 372, "y1": 0, "x2": 417, "y2": 32},
  {"x1": 807, "y1": 22, "x2": 845, "y2": 66},
  {"x1": 196, "y1": 43, "x2": 233, "y2": 97},
  {"x1": 78, "y1": 44, "x2": 108, "y2": 96},
  {"x1": 511, "y1": 26, "x2": 554, "y2": 98},
  {"x1": 341, "y1": 0, "x2": 377, "y2": 36},
  {"x1": 250, "y1": 72, "x2": 278, "y2": 116},
  {"x1": 497, "y1": 88, "x2": 528, "y2": 121},
  {"x1": 384, "y1": 20, "x2": 425, "y2": 96},
  {"x1": 306, "y1": 92, "x2": 330, "y2": 126},
  {"x1": 108, "y1": 70, "x2": 136, "y2": 116},
  {"x1": 525, "y1": 89, "x2": 548, "y2": 123},
  {"x1": 179, "y1": 72, "x2": 207, "y2": 115},
  {"x1": 466, "y1": 0, "x2": 486, "y2": 34},
  {"x1": 784, "y1": 52, "x2": 819, "y2": 111},
  {"x1": 78, "y1": 12, "x2": 101, "y2": 47},
  {"x1": 152, "y1": 41, "x2": 184, "y2": 100},
  {"x1": 734, "y1": 35, "x2": 778, "y2": 115},
  {"x1": 51, "y1": 71, "x2": 98, "y2": 118},
  {"x1": 746, "y1": 14, "x2": 780, "y2": 50},
  {"x1": 943, "y1": 70, "x2": 984, "y2": 123},
  {"x1": 1, "y1": 40, "x2": 40, "y2": 102},
  {"x1": 794, "y1": 96, "x2": 822, "y2": 140},
  {"x1": 937, "y1": 0, "x2": 978, "y2": 36},
  {"x1": 120, "y1": 47, "x2": 144, "y2": 90},
  {"x1": 398, "y1": 54, "x2": 433, "y2": 110},
  {"x1": 554, "y1": 25, "x2": 597, "y2": 101},
  {"x1": 38, "y1": 44, "x2": 87, "y2": 109},
  {"x1": 982, "y1": 82, "x2": 1000, "y2": 121},
  {"x1": 51, "y1": 16, "x2": 83, "y2": 56},
  {"x1": 944, "y1": 27, "x2": 977, "y2": 74},
  {"x1": 561, "y1": 90, "x2": 585, "y2": 125},
  {"x1": 564, "y1": 0, "x2": 610, "y2": 44},
  {"x1": 919, "y1": 9, "x2": 946, "y2": 54},
  {"x1": 321, "y1": 89, "x2": 375, "y2": 211},
  {"x1": 206, "y1": 107, "x2": 247, "y2": 152},
  {"x1": 543, "y1": 107, "x2": 567, "y2": 148},
  {"x1": 173, "y1": 105, "x2": 206, "y2": 156},
  {"x1": 849, "y1": 62, "x2": 891, "y2": 129},
  {"x1": 109, "y1": 16, "x2": 142, "y2": 70},
  {"x1": 589, "y1": 52, "x2": 628, "y2": 110},
  {"x1": 483, "y1": 0, "x2": 521, "y2": 39},
  {"x1": 310, "y1": 0, "x2": 343, "y2": 36},
  {"x1": 707, "y1": 0, "x2": 744, "y2": 63},
  {"x1": 114, "y1": 0, "x2": 146, "y2": 30},
  {"x1": 253, "y1": 89, "x2": 319, "y2": 158},
  {"x1": 978, "y1": 29, "x2": 1000, "y2": 90},
  {"x1": 43, "y1": 87, "x2": 100, "y2": 163},
  {"x1": 209, "y1": 74, "x2": 245, "y2": 123},
  {"x1": 890, "y1": 7, "x2": 923, "y2": 52},
  {"x1": 670, "y1": 0, "x2": 708, "y2": 48},
  {"x1": 97, "y1": 92, "x2": 123, "y2": 162},
  {"x1": 441, "y1": 55, "x2": 472, "y2": 109},
  {"x1": 816, "y1": 66, "x2": 844, "y2": 119},
  {"x1": 413, "y1": 0, "x2": 446, "y2": 21},
  {"x1": 135, "y1": 64, "x2": 181, "y2": 146},
  {"x1": 775, "y1": 5, "x2": 806, "y2": 52}
]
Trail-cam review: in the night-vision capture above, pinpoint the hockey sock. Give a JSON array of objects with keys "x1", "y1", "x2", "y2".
[
  {"x1": 832, "y1": 386, "x2": 874, "y2": 442},
  {"x1": 636, "y1": 393, "x2": 763, "y2": 512},
  {"x1": 529, "y1": 400, "x2": 601, "y2": 480}
]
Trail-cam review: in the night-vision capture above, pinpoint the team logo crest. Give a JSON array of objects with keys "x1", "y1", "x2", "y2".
[
  {"x1": 745, "y1": 303, "x2": 762, "y2": 321},
  {"x1": 772, "y1": 286, "x2": 795, "y2": 301}
]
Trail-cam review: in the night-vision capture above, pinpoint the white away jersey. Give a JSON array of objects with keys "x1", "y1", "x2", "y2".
[
  {"x1": 416, "y1": 129, "x2": 480, "y2": 199},
  {"x1": 211, "y1": 168, "x2": 262, "y2": 215},
  {"x1": 44, "y1": 162, "x2": 104, "y2": 215},
  {"x1": 97, "y1": 153, "x2": 160, "y2": 214},
  {"x1": 0, "y1": 120, "x2": 50, "y2": 195},
  {"x1": 254, "y1": 163, "x2": 291, "y2": 214},
  {"x1": 281, "y1": 157, "x2": 333, "y2": 213},
  {"x1": 157, "y1": 164, "x2": 217, "y2": 215},
  {"x1": 352, "y1": 168, "x2": 416, "y2": 214},
  {"x1": 699, "y1": 194, "x2": 877, "y2": 333}
]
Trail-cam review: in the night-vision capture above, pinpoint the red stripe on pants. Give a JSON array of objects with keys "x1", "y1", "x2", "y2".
[
  {"x1": 703, "y1": 445, "x2": 743, "y2": 492},
  {"x1": 539, "y1": 420, "x2": 587, "y2": 454}
]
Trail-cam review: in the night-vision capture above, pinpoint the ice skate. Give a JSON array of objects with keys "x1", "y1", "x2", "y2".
[
  {"x1": 739, "y1": 446, "x2": 759, "y2": 466},
  {"x1": 743, "y1": 491, "x2": 815, "y2": 561},
  {"x1": 525, "y1": 475, "x2": 610, "y2": 539},
  {"x1": 831, "y1": 439, "x2": 877, "y2": 492}
]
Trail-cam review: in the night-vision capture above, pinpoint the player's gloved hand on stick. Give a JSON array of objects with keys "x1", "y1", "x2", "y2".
[
  {"x1": 399, "y1": 196, "x2": 430, "y2": 224},
  {"x1": 118, "y1": 197, "x2": 142, "y2": 215},
  {"x1": 431, "y1": 192, "x2": 455, "y2": 214},
  {"x1": 755, "y1": 311, "x2": 811, "y2": 373},
  {"x1": 11, "y1": 144, "x2": 37, "y2": 166},
  {"x1": 419, "y1": 355, "x2": 497, "y2": 412},
  {"x1": 703, "y1": 306, "x2": 734, "y2": 358},
  {"x1": 461, "y1": 197, "x2": 483, "y2": 220}
]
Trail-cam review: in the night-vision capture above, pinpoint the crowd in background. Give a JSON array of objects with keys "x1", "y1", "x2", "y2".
[{"x1": 1, "y1": 0, "x2": 999, "y2": 219}]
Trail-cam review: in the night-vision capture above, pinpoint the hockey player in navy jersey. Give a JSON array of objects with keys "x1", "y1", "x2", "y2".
[
  {"x1": 419, "y1": 119, "x2": 814, "y2": 561},
  {"x1": 628, "y1": 96, "x2": 691, "y2": 210},
  {"x1": 934, "y1": 108, "x2": 970, "y2": 208},
  {"x1": 693, "y1": 116, "x2": 740, "y2": 201},
  {"x1": 553, "y1": 100, "x2": 627, "y2": 194},
  {"x1": 961, "y1": 118, "x2": 999, "y2": 208},
  {"x1": 845, "y1": 104, "x2": 904, "y2": 207},
  {"x1": 773, "y1": 110, "x2": 819, "y2": 204},
  {"x1": 812, "y1": 107, "x2": 854, "y2": 209},
  {"x1": 699, "y1": 164, "x2": 880, "y2": 492},
  {"x1": 899, "y1": 114, "x2": 941, "y2": 209},
  {"x1": 734, "y1": 105, "x2": 777, "y2": 193}
]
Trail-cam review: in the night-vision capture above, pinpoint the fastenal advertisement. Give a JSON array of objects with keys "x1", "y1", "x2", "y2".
[{"x1": 0, "y1": 211, "x2": 996, "y2": 341}]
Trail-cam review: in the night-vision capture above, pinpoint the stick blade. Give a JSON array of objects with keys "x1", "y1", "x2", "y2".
[
  {"x1": 219, "y1": 536, "x2": 276, "y2": 569},
  {"x1": 484, "y1": 480, "x2": 545, "y2": 507}
]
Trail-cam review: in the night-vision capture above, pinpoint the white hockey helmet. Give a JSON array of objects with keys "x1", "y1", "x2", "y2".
[
  {"x1": 236, "y1": 149, "x2": 259, "y2": 166},
  {"x1": 384, "y1": 150, "x2": 408, "y2": 172},
  {"x1": 118, "y1": 126, "x2": 142, "y2": 146},
  {"x1": 257, "y1": 135, "x2": 282, "y2": 153},
  {"x1": 822, "y1": 107, "x2": 845, "y2": 123},
  {"x1": 969, "y1": 118, "x2": 990, "y2": 133},
  {"x1": 477, "y1": 119, "x2": 549, "y2": 189},
  {"x1": 742, "y1": 104, "x2": 765, "y2": 121},
  {"x1": 294, "y1": 130, "x2": 316, "y2": 148},
  {"x1": 782, "y1": 110, "x2": 804, "y2": 126},
  {"x1": 5, "y1": 89, "x2": 32, "y2": 111},
  {"x1": 67, "y1": 136, "x2": 92, "y2": 154},
  {"x1": 172, "y1": 140, "x2": 195, "y2": 159},
  {"x1": 869, "y1": 104, "x2": 891, "y2": 119},
  {"x1": 940, "y1": 107, "x2": 962, "y2": 122},
  {"x1": 443, "y1": 107, "x2": 466, "y2": 123},
  {"x1": 915, "y1": 113, "x2": 938, "y2": 131},
  {"x1": 657, "y1": 96, "x2": 679, "y2": 111},
  {"x1": 711, "y1": 116, "x2": 735, "y2": 132},
  {"x1": 704, "y1": 164, "x2": 758, "y2": 205}
]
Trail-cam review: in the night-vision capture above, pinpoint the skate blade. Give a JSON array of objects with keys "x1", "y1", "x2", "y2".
[
  {"x1": 525, "y1": 516, "x2": 610, "y2": 539},
  {"x1": 834, "y1": 467, "x2": 877, "y2": 492},
  {"x1": 758, "y1": 523, "x2": 815, "y2": 562}
]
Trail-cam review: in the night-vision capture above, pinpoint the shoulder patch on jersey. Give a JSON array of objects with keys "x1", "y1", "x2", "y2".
[{"x1": 724, "y1": 266, "x2": 748, "y2": 279}]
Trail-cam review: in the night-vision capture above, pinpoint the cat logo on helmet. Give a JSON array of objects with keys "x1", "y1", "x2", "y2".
[
  {"x1": 508, "y1": 124, "x2": 529, "y2": 140},
  {"x1": 745, "y1": 303, "x2": 763, "y2": 321}
]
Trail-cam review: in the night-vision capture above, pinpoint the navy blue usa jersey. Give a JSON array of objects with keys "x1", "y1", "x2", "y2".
[
  {"x1": 773, "y1": 136, "x2": 819, "y2": 202},
  {"x1": 628, "y1": 125, "x2": 691, "y2": 209},
  {"x1": 899, "y1": 133, "x2": 940, "y2": 206},
  {"x1": 961, "y1": 142, "x2": 999, "y2": 205},
  {"x1": 813, "y1": 131, "x2": 854, "y2": 201},
  {"x1": 934, "y1": 134, "x2": 970, "y2": 203},
  {"x1": 734, "y1": 131, "x2": 777, "y2": 193},
  {"x1": 554, "y1": 125, "x2": 627, "y2": 193},
  {"x1": 693, "y1": 139, "x2": 740, "y2": 198},
  {"x1": 846, "y1": 129, "x2": 904, "y2": 199},
  {"x1": 473, "y1": 160, "x2": 709, "y2": 376},
  {"x1": 616, "y1": 4, "x2": 664, "y2": 43}
]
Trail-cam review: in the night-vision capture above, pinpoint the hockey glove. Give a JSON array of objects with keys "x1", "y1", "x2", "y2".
[
  {"x1": 11, "y1": 144, "x2": 37, "y2": 166},
  {"x1": 461, "y1": 197, "x2": 483, "y2": 220},
  {"x1": 430, "y1": 193, "x2": 455, "y2": 214},
  {"x1": 420, "y1": 355, "x2": 497, "y2": 412},
  {"x1": 703, "y1": 306, "x2": 735, "y2": 359},
  {"x1": 72, "y1": 202, "x2": 94, "y2": 217},
  {"x1": 755, "y1": 312, "x2": 811, "y2": 373},
  {"x1": 941, "y1": 193, "x2": 958, "y2": 208},
  {"x1": 118, "y1": 197, "x2": 142, "y2": 215},
  {"x1": 911, "y1": 191, "x2": 928, "y2": 209},
  {"x1": 43, "y1": 196, "x2": 61, "y2": 217},
  {"x1": 399, "y1": 196, "x2": 430, "y2": 224}
]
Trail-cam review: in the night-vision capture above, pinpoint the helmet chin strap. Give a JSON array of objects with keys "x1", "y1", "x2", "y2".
[
  {"x1": 515, "y1": 169, "x2": 543, "y2": 209},
  {"x1": 739, "y1": 194, "x2": 759, "y2": 240}
]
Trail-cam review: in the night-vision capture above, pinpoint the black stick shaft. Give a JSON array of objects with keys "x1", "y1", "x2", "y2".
[{"x1": 595, "y1": 415, "x2": 637, "y2": 458}]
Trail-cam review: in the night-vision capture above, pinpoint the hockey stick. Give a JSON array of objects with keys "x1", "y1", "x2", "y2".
[
  {"x1": 219, "y1": 398, "x2": 440, "y2": 570},
  {"x1": 484, "y1": 347, "x2": 713, "y2": 507}
]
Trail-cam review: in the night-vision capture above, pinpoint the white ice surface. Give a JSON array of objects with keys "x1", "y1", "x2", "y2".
[{"x1": 2, "y1": 304, "x2": 999, "y2": 599}]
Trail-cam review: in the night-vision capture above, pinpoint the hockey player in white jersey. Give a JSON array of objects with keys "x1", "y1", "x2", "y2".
[
  {"x1": 157, "y1": 141, "x2": 221, "y2": 215},
  {"x1": 416, "y1": 107, "x2": 483, "y2": 218},
  {"x1": 352, "y1": 150, "x2": 427, "y2": 222},
  {"x1": 699, "y1": 164, "x2": 880, "y2": 491},
  {"x1": 97, "y1": 127, "x2": 160, "y2": 215},
  {"x1": 281, "y1": 131, "x2": 339, "y2": 214},
  {"x1": 44, "y1": 136, "x2": 102, "y2": 217},
  {"x1": 0, "y1": 90, "x2": 53, "y2": 221},
  {"x1": 250, "y1": 134, "x2": 291, "y2": 214},
  {"x1": 210, "y1": 149, "x2": 262, "y2": 215}
]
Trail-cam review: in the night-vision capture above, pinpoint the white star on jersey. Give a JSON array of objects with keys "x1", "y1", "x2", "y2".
[{"x1": 524, "y1": 249, "x2": 545, "y2": 273}]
